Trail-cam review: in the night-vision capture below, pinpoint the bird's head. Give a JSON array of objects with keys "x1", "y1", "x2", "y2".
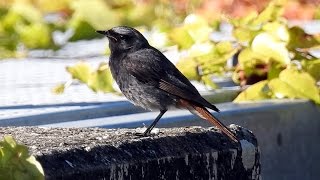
[{"x1": 96, "y1": 26, "x2": 149, "y2": 54}]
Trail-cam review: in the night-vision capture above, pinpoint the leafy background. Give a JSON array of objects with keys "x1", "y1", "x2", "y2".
[{"x1": 0, "y1": 0, "x2": 319, "y2": 103}]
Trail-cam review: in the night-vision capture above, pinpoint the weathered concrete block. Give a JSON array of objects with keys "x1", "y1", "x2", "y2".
[{"x1": 0, "y1": 126, "x2": 260, "y2": 180}]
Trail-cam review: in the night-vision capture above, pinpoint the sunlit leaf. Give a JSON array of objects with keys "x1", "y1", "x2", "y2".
[
  {"x1": 188, "y1": 42, "x2": 214, "y2": 57},
  {"x1": 252, "y1": 0, "x2": 285, "y2": 25},
  {"x1": 230, "y1": 12, "x2": 257, "y2": 27},
  {"x1": 124, "y1": 3, "x2": 156, "y2": 27},
  {"x1": 232, "y1": 28, "x2": 259, "y2": 42},
  {"x1": 66, "y1": 62, "x2": 92, "y2": 83},
  {"x1": 9, "y1": 1, "x2": 43, "y2": 23},
  {"x1": 238, "y1": 48, "x2": 267, "y2": 75},
  {"x1": 201, "y1": 75, "x2": 218, "y2": 89},
  {"x1": 168, "y1": 27, "x2": 194, "y2": 49},
  {"x1": 69, "y1": 0, "x2": 120, "y2": 41},
  {"x1": 144, "y1": 27, "x2": 170, "y2": 49},
  {"x1": 251, "y1": 32, "x2": 291, "y2": 64},
  {"x1": 263, "y1": 22, "x2": 289, "y2": 42},
  {"x1": 0, "y1": 136, "x2": 44, "y2": 180},
  {"x1": 68, "y1": 20, "x2": 98, "y2": 41},
  {"x1": 88, "y1": 63, "x2": 115, "y2": 93},
  {"x1": 268, "y1": 78, "x2": 299, "y2": 99},
  {"x1": 17, "y1": 23, "x2": 52, "y2": 49},
  {"x1": 169, "y1": 14, "x2": 212, "y2": 49},
  {"x1": 25, "y1": 156, "x2": 45, "y2": 179},
  {"x1": 302, "y1": 59, "x2": 320, "y2": 81},
  {"x1": 215, "y1": 41, "x2": 234, "y2": 54},
  {"x1": 287, "y1": 26, "x2": 320, "y2": 50},
  {"x1": 269, "y1": 68, "x2": 320, "y2": 103},
  {"x1": 36, "y1": 0, "x2": 71, "y2": 13},
  {"x1": 52, "y1": 83, "x2": 66, "y2": 94},
  {"x1": 267, "y1": 62, "x2": 283, "y2": 80},
  {"x1": 183, "y1": 14, "x2": 212, "y2": 43},
  {"x1": 176, "y1": 57, "x2": 200, "y2": 81},
  {"x1": 230, "y1": 12, "x2": 260, "y2": 42},
  {"x1": 234, "y1": 80, "x2": 270, "y2": 102}
]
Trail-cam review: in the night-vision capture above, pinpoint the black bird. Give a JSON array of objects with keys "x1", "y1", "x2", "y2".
[{"x1": 96, "y1": 26, "x2": 238, "y2": 142}]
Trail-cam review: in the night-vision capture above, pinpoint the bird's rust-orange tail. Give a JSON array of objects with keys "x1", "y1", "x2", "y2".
[{"x1": 178, "y1": 99, "x2": 238, "y2": 143}]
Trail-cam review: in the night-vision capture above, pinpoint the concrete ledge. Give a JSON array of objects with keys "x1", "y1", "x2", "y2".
[{"x1": 0, "y1": 126, "x2": 260, "y2": 180}]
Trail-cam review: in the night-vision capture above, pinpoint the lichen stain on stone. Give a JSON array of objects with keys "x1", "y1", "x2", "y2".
[
  {"x1": 229, "y1": 148, "x2": 238, "y2": 169},
  {"x1": 240, "y1": 139, "x2": 256, "y2": 170},
  {"x1": 175, "y1": 170, "x2": 179, "y2": 180},
  {"x1": 108, "y1": 163, "x2": 130, "y2": 180},
  {"x1": 157, "y1": 156, "x2": 173, "y2": 165},
  {"x1": 123, "y1": 163, "x2": 129, "y2": 176},
  {"x1": 211, "y1": 151, "x2": 218, "y2": 180},
  {"x1": 141, "y1": 165, "x2": 145, "y2": 178},
  {"x1": 184, "y1": 154, "x2": 189, "y2": 166},
  {"x1": 205, "y1": 153, "x2": 210, "y2": 176},
  {"x1": 204, "y1": 151, "x2": 218, "y2": 180},
  {"x1": 109, "y1": 164, "x2": 117, "y2": 180}
]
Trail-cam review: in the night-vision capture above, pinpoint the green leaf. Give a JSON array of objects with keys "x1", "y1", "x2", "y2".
[
  {"x1": 168, "y1": 14, "x2": 212, "y2": 49},
  {"x1": 234, "y1": 80, "x2": 270, "y2": 102},
  {"x1": 87, "y1": 63, "x2": 115, "y2": 93},
  {"x1": 68, "y1": 20, "x2": 98, "y2": 41},
  {"x1": 3, "y1": 135, "x2": 17, "y2": 148},
  {"x1": 252, "y1": 0, "x2": 285, "y2": 25},
  {"x1": 268, "y1": 68, "x2": 320, "y2": 103},
  {"x1": 176, "y1": 57, "x2": 200, "y2": 81},
  {"x1": 9, "y1": 1, "x2": 42, "y2": 24},
  {"x1": 188, "y1": 42, "x2": 214, "y2": 57},
  {"x1": 238, "y1": 48, "x2": 267, "y2": 75},
  {"x1": 302, "y1": 59, "x2": 320, "y2": 81},
  {"x1": 66, "y1": 62, "x2": 92, "y2": 83},
  {"x1": 17, "y1": 23, "x2": 52, "y2": 49},
  {"x1": 183, "y1": 14, "x2": 212, "y2": 43},
  {"x1": 124, "y1": 3, "x2": 156, "y2": 27},
  {"x1": 0, "y1": 136, "x2": 44, "y2": 180},
  {"x1": 230, "y1": 12, "x2": 257, "y2": 27},
  {"x1": 215, "y1": 41, "x2": 233, "y2": 54},
  {"x1": 267, "y1": 62, "x2": 283, "y2": 80},
  {"x1": 230, "y1": 12, "x2": 260, "y2": 42},
  {"x1": 201, "y1": 75, "x2": 218, "y2": 89},
  {"x1": 262, "y1": 22, "x2": 289, "y2": 42},
  {"x1": 251, "y1": 32, "x2": 291, "y2": 64},
  {"x1": 69, "y1": 0, "x2": 120, "y2": 41},
  {"x1": 232, "y1": 27, "x2": 259, "y2": 43},
  {"x1": 231, "y1": 0, "x2": 286, "y2": 43},
  {"x1": 52, "y1": 83, "x2": 66, "y2": 94},
  {"x1": 24, "y1": 156, "x2": 44, "y2": 180},
  {"x1": 168, "y1": 27, "x2": 194, "y2": 49},
  {"x1": 287, "y1": 26, "x2": 320, "y2": 50}
]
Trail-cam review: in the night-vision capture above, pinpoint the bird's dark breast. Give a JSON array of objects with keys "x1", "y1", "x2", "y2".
[{"x1": 109, "y1": 57, "x2": 176, "y2": 111}]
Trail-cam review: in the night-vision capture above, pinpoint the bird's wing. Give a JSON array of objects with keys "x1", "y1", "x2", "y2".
[{"x1": 124, "y1": 48, "x2": 220, "y2": 112}]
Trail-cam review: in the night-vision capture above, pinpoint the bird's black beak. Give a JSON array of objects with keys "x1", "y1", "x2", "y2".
[
  {"x1": 96, "y1": 30, "x2": 118, "y2": 41},
  {"x1": 96, "y1": 30, "x2": 107, "y2": 35}
]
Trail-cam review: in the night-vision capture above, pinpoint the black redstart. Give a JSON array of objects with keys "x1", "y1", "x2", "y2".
[{"x1": 96, "y1": 26, "x2": 238, "y2": 142}]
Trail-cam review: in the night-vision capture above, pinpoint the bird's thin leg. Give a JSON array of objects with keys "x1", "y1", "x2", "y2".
[
  {"x1": 143, "y1": 110, "x2": 167, "y2": 136},
  {"x1": 135, "y1": 110, "x2": 167, "y2": 137}
]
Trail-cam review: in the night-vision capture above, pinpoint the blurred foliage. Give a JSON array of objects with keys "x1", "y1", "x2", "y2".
[
  {"x1": 1, "y1": 0, "x2": 320, "y2": 58},
  {"x1": 0, "y1": 0, "x2": 204, "y2": 58},
  {"x1": 0, "y1": 135, "x2": 44, "y2": 180},
  {"x1": 55, "y1": 0, "x2": 320, "y2": 104},
  {"x1": 1, "y1": 0, "x2": 319, "y2": 103},
  {"x1": 53, "y1": 62, "x2": 115, "y2": 94},
  {"x1": 230, "y1": 0, "x2": 320, "y2": 104}
]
